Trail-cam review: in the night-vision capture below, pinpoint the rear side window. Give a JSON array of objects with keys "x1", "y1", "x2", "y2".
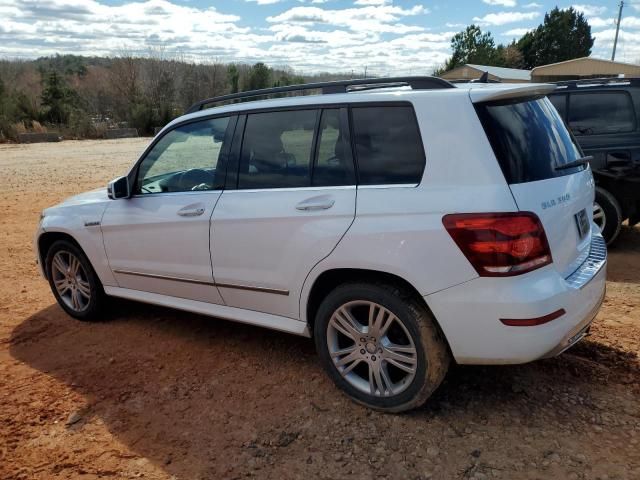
[
  {"x1": 568, "y1": 91, "x2": 636, "y2": 135},
  {"x1": 475, "y1": 96, "x2": 583, "y2": 184},
  {"x1": 238, "y1": 110, "x2": 317, "y2": 189},
  {"x1": 351, "y1": 106, "x2": 425, "y2": 185},
  {"x1": 313, "y1": 109, "x2": 355, "y2": 186}
]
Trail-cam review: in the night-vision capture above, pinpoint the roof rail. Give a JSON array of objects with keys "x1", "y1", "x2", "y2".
[
  {"x1": 552, "y1": 77, "x2": 640, "y2": 88},
  {"x1": 185, "y1": 76, "x2": 454, "y2": 114}
]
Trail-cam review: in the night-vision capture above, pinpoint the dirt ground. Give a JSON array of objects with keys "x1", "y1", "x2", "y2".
[{"x1": 0, "y1": 138, "x2": 638, "y2": 480}]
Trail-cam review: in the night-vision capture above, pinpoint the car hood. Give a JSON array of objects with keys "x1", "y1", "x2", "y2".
[
  {"x1": 55, "y1": 188, "x2": 109, "y2": 208},
  {"x1": 43, "y1": 188, "x2": 110, "y2": 218}
]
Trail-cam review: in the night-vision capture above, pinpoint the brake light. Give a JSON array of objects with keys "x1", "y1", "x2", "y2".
[{"x1": 442, "y1": 212, "x2": 552, "y2": 277}]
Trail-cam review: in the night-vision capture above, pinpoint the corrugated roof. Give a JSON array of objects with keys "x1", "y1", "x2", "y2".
[
  {"x1": 466, "y1": 64, "x2": 532, "y2": 80},
  {"x1": 531, "y1": 56, "x2": 640, "y2": 74}
]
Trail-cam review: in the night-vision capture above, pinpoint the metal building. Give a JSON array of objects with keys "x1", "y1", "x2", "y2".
[
  {"x1": 439, "y1": 64, "x2": 531, "y2": 83},
  {"x1": 531, "y1": 57, "x2": 640, "y2": 82}
]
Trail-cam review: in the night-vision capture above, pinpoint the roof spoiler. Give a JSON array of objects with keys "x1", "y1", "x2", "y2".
[{"x1": 469, "y1": 83, "x2": 556, "y2": 103}]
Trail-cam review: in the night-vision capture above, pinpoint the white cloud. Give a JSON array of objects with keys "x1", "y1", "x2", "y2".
[
  {"x1": 245, "y1": 0, "x2": 283, "y2": 4},
  {"x1": 482, "y1": 0, "x2": 517, "y2": 7},
  {"x1": 502, "y1": 27, "x2": 533, "y2": 36},
  {"x1": 572, "y1": 4, "x2": 607, "y2": 17},
  {"x1": 0, "y1": 0, "x2": 450, "y2": 74},
  {"x1": 522, "y1": 2, "x2": 541, "y2": 8},
  {"x1": 622, "y1": 16, "x2": 640, "y2": 28},
  {"x1": 473, "y1": 11, "x2": 539, "y2": 26},
  {"x1": 587, "y1": 16, "x2": 613, "y2": 28},
  {"x1": 592, "y1": 27, "x2": 640, "y2": 62},
  {"x1": 354, "y1": 0, "x2": 391, "y2": 5},
  {"x1": 266, "y1": 5, "x2": 428, "y2": 34}
]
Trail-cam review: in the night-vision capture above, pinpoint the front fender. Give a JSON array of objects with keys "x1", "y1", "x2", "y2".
[{"x1": 38, "y1": 205, "x2": 116, "y2": 287}]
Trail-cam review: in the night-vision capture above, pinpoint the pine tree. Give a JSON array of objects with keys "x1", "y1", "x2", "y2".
[{"x1": 41, "y1": 71, "x2": 74, "y2": 124}]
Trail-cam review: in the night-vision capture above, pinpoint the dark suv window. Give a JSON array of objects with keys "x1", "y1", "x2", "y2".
[
  {"x1": 568, "y1": 91, "x2": 636, "y2": 135},
  {"x1": 351, "y1": 106, "x2": 425, "y2": 185},
  {"x1": 475, "y1": 96, "x2": 583, "y2": 184}
]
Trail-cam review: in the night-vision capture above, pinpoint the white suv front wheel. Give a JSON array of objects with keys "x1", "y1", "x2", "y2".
[
  {"x1": 314, "y1": 282, "x2": 450, "y2": 412},
  {"x1": 45, "y1": 240, "x2": 106, "y2": 321}
]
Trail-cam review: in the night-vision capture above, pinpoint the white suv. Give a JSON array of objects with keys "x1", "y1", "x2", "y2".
[{"x1": 35, "y1": 77, "x2": 607, "y2": 412}]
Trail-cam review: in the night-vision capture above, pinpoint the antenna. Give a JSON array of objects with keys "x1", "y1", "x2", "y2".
[{"x1": 612, "y1": 1, "x2": 624, "y2": 61}]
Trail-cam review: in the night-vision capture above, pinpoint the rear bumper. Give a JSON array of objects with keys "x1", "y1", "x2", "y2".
[{"x1": 426, "y1": 231, "x2": 607, "y2": 365}]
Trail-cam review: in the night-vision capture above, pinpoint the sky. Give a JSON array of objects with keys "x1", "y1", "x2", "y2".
[{"x1": 1, "y1": 0, "x2": 640, "y2": 74}]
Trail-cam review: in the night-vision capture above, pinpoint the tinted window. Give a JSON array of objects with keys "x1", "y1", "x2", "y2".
[
  {"x1": 548, "y1": 94, "x2": 567, "y2": 119},
  {"x1": 352, "y1": 106, "x2": 425, "y2": 185},
  {"x1": 569, "y1": 91, "x2": 636, "y2": 135},
  {"x1": 137, "y1": 117, "x2": 229, "y2": 194},
  {"x1": 239, "y1": 110, "x2": 317, "y2": 189},
  {"x1": 313, "y1": 109, "x2": 355, "y2": 186},
  {"x1": 475, "y1": 96, "x2": 583, "y2": 184}
]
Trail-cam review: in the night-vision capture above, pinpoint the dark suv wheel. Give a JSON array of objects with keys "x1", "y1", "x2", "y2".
[
  {"x1": 314, "y1": 282, "x2": 450, "y2": 412},
  {"x1": 45, "y1": 240, "x2": 106, "y2": 321},
  {"x1": 594, "y1": 187, "x2": 623, "y2": 245}
]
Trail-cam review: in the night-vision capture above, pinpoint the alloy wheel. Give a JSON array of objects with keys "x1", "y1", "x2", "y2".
[
  {"x1": 326, "y1": 300, "x2": 418, "y2": 397},
  {"x1": 51, "y1": 251, "x2": 91, "y2": 312}
]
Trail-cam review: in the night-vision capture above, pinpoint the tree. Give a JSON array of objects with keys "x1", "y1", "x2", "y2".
[
  {"x1": 227, "y1": 64, "x2": 239, "y2": 93},
  {"x1": 445, "y1": 25, "x2": 499, "y2": 71},
  {"x1": 496, "y1": 42, "x2": 525, "y2": 69},
  {"x1": 247, "y1": 62, "x2": 271, "y2": 91},
  {"x1": 40, "y1": 71, "x2": 75, "y2": 124},
  {"x1": 517, "y1": 7, "x2": 594, "y2": 69}
]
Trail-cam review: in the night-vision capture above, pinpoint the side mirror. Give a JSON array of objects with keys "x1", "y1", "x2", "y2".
[{"x1": 107, "y1": 176, "x2": 130, "y2": 199}]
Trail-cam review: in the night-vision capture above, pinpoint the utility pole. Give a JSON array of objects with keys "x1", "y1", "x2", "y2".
[{"x1": 612, "y1": 1, "x2": 624, "y2": 61}]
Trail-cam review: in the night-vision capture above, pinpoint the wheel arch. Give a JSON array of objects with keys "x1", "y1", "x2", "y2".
[
  {"x1": 303, "y1": 268, "x2": 451, "y2": 350},
  {"x1": 37, "y1": 229, "x2": 115, "y2": 287},
  {"x1": 38, "y1": 231, "x2": 84, "y2": 279}
]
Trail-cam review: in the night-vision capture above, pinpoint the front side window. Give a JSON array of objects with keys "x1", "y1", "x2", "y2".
[
  {"x1": 238, "y1": 110, "x2": 317, "y2": 189},
  {"x1": 351, "y1": 105, "x2": 426, "y2": 185},
  {"x1": 569, "y1": 91, "x2": 636, "y2": 136},
  {"x1": 136, "y1": 117, "x2": 230, "y2": 194}
]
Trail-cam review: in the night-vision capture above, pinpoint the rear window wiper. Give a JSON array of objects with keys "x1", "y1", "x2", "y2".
[{"x1": 555, "y1": 156, "x2": 593, "y2": 171}]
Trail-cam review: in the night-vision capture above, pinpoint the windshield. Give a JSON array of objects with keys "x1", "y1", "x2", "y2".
[{"x1": 475, "y1": 96, "x2": 584, "y2": 184}]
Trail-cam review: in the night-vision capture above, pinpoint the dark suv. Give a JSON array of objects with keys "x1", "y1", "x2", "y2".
[{"x1": 548, "y1": 78, "x2": 640, "y2": 244}]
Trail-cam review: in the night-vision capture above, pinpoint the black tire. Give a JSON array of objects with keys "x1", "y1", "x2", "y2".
[
  {"x1": 314, "y1": 282, "x2": 450, "y2": 412},
  {"x1": 594, "y1": 187, "x2": 623, "y2": 245},
  {"x1": 45, "y1": 240, "x2": 106, "y2": 321}
]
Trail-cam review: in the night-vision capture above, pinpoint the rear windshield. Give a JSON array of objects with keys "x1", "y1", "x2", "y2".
[{"x1": 475, "y1": 96, "x2": 584, "y2": 184}]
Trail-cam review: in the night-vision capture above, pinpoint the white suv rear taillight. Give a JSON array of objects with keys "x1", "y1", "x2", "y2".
[{"x1": 442, "y1": 212, "x2": 552, "y2": 277}]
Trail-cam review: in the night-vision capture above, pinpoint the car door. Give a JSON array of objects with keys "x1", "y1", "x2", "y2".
[
  {"x1": 210, "y1": 107, "x2": 357, "y2": 320},
  {"x1": 101, "y1": 115, "x2": 235, "y2": 304}
]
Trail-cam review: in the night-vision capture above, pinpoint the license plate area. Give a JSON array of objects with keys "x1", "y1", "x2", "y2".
[{"x1": 575, "y1": 208, "x2": 589, "y2": 239}]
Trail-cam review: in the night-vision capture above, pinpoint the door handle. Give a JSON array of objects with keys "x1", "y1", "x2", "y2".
[
  {"x1": 178, "y1": 207, "x2": 205, "y2": 217},
  {"x1": 296, "y1": 198, "x2": 335, "y2": 211}
]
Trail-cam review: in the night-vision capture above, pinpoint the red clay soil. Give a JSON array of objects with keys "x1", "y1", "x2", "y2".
[{"x1": 0, "y1": 139, "x2": 638, "y2": 480}]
